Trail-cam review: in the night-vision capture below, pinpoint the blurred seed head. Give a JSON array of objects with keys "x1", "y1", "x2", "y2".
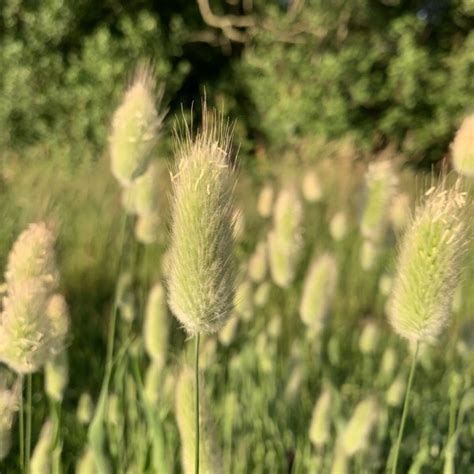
[
  {"x1": 144, "y1": 360, "x2": 165, "y2": 405},
  {"x1": 360, "y1": 160, "x2": 398, "y2": 242},
  {"x1": 134, "y1": 213, "x2": 160, "y2": 244},
  {"x1": 76, "y1": 448, "x2": 97, "y2": 474},
  {"x1": 451, "y1": 114, "x2": 474, "y2": 178},
  {"x1": 359, "y1": 321, "x2": 379, "y2": 355},
  {"x1": 378, "y1": 274, "x2": 393, "y2": 297},
  {"x1": 143, "y1": 283, "x2": 169, "y2": 364},
  {"x1": 299, "y1": 253, "x2": 338, "y2": 334},
  {"x1": 77, "y1": 392, "x2": 94, "y2": 425},
  {"x1": 0, "y1": 380, "x2": 19, "y2": 460},
  {"x1": 309, "y1": 388, "x2": 332, "y2": 448},
  {"x1": 386, "y1": 373, "x2": 406, "y2": 407},
  {"x1": 175, "y1": 366, "x2": 222, "y2": 474},
  {"x1": 380, "y1": 347, "x2": 397, "y2": 379},
  {"x1": 234, "y1": 279, "x2": 253, "y2": 322},
  {"x1": 360, "y1": 239, "x2": 379, "y2": 271},
  {"x1": 388, "y1": 178, "x2": 469, "y2": 343},
  {"x1": 248, "y1": 241, "x2": 267, "y2": 283},
  {"x1": 110, "y1": 64, "x2": 163, "y2": 186},
  {"x1": 254, "y1": 281, "x2": 271, "y2": 308},
  {"x1": 341, "y1": 396, "x2": 379, "y2": 457},
  {"x1": 389, "y1": 192, "x2": 411, "y2": 233},
  {"x1": 167, "y1": 106, "x2": 236, "y2": 335},
  {"x1": 30, "y1": 418, "x2": 54, "y2": 474},
  {"x1": 257, "y1": 183, "x2": 274, "y2": 218},
  {"x1": 329, "y1": 212, "x2": 348, "y2": 242},
  {"x1": 302, "y1": 170, "x2": 323, "y2": 203},
  {"x1": 45, "y1": 351, "x2": 69, "y2": 403},
  {"x1": 218, "y1": 313, "x2": 239, "y2": 347}
]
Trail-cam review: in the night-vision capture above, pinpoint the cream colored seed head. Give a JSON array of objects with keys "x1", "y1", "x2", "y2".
[
  {"x1": 46, "y1": 293, "x2": 70, "y2": 355},
  {"x1": 390, "y1": 192, "x2": 411, "y2": 233},
  {"x1": 360, "y1": 239, "x2": 378, "y2": 271},
  {"x1": 451, "y1": 114, "x2": 474, "y2": 178},
  {"x1": 134, "y1": 213, "x2": 160, "y2": 244},
  {"x1": 257, "y1": 183, "x2": 274, "y2": 218},
  {"x1": 272, "y1": 188, "x2": 303, "y2": 244},
  {"x1": 143, "y1": 283, "x2": 169, "y2": 364},
  {"x1": 386, "y1": 373, "x2": 406, "y2": 407},
  {"x1": 175, "y1": 366, "x2": 223, "y2": 474},
  {"x1": 76, "y1": 448, "x2": 98, "y2": 474},
  {"x1": 144, "y1": 360, "x2": 165, "y2": 405},
  {"x1": 309, "y1": 389, "x2": 332, "y2": 448},
  {"x1": 329, "y1": 212, "x2": 348, "y2": 241},
  {"x1": 234, "y1": 279, "x2": 253, "y2": 322},
  {"x1": 0, "y1": 380, "x2": 19, "y2": 460},
  {"x1": 254, "y1": 281, "x2": 271, "y2": 308},
  {"x1": 167, "y1": 107, "x2": 236, "y2": 335},
  {"x1": 380, "y1": 347, "x2": 397, "y2": 378},
  {"x1": 302, "y1": 170, "x2": 323, "y2": 203},
  {"x1": 359, "y1": 321, "x2": 379, "y2": 355},
  {"x1": 0, "y1": 280, "x2": 53, "y2": 374},
  {"x1": 299, "y1": 253, "x2": 338, "y2": 333},
  {"x1": 360, "y1": 160, "x2": 398, "y2": 242},
  {"x1": 122, "y1": 162, "x2": 160, "y2": 217},
  {"x1": 218, "y1": 314, "x2": 239, "y2": 347},
  {"x1": 5, "y1": 222, "x2": 59, "y2": 291},
  {"x1": 341, "y1": 396, "x2": 379, "y2": 457},
  {"x1": 388, "y1": 178, "x2": 469, "y2": 343},
  {"x1": 110, "y1": 65, "x2": 163, "y2": 186}
]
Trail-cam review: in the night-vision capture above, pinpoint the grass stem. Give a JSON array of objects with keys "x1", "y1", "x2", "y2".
[
  {"x1": 391, "y1": 342, "x2": 419, "y2": 474},
  {"x1": 25, "y1": 374, "x2": 32, "y2": 474},
  {"x1": 195, "y1": 332, "x2": 200, "y2": 474}
]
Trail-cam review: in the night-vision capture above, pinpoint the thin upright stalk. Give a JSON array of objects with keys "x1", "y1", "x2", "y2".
[
  {"x1": 195, "y1": 333, "x2": 200, "y2": 474},
  {"x1": 391, "y1": 342, "x2": 419, "y2": 474},
  {"x1": 19, "y1": 376, "x2": 24, "y2": 472},
  {"x1": 25, "y1": 374, "x2": 32, "y2": 474}
]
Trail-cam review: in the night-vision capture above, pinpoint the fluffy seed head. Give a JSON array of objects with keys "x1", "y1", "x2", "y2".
[
  {"x1": 451, "y1": 114, "x2": 474, "y2": 178},
  {"x1": 360, "y1": 160, "x2": 398, "y2": 241},
  {"x1": 143, "y1": 283, "x2": 169, "y2": 364},
  {"x1": 299, "y1": 253, "x2": 338, "y2": 334},
  {"x1": 309, "y1": 389, "x2": 332, "y2": 448},
  {"x1": 175, "y1": 366, "x2": 222, "y2": 474},
  {"x1": 167, "y1": 107, "x2": 236, "y2": 335},
  {"x1": 387, "y1": 178, "x2": 469, "y2": 343},
  {"x1": 341, "y1": 396, "x2": 379, "y2": 457},
  {"x1": 5, "y1": 222, "x2": 59, "y2": 291},
  {"x1": 0, "y1": 280, "x2": 54, "y2": 373},
  {"x1": 110, "y1": 65, "x2": 163, "y2": 186},
  {"x1": 46, "y1": 293, "x2": 70, "y2": 355}
]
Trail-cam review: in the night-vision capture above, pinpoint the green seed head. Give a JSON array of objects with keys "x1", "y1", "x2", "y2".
[
  {"x1": 218, "y1": 313, "x2": 239, "y2": 347},
  {"x1": 360, "y1": 239, "x2": 378, "y2": 271},
  {"x1": 144, "y1": 360, "x2": 165, "y2": 405},
  {"x1": 175, "y1": 366, "x2": 222, "y2": 474},
  {"x1": 299, "y1": 253, "x2": 338, "y2": 333},
  {"x1": 359, "y1": 321, "x2": 379, "y2": 355},
  {"x1": 451, "y1": 114, "x2": 474, "y2": 178},
  {"x1": 110, "y1": 64, "x2": 163, "y2": 186},
  {"x1": 360, "y1": 160, "x2": 398, "y2": 242},
  {"x1": 386, "y1": 373, "x2": 406, "y2": 407},
  {"x1": 388, "y1": 178, "x2": 469, "y2": 343},
  {"x1": 143, "y1": 283, "x2": 169, "y2": 364},
  {"x1": 254, "y1": 281, "x2": 271, "y2": 308},
  {"x1": 76, "y1": 448, "x2": 97, "y2": 474},
  {"x1": 309, "y1": 388, "x2": 332, "y2": 448},
  {"x1": 167, "y1": 107, "x2": 236, "y2": 335},
  {"x1": 234, "y1": 279, "x2": 253, "y2": 322}
]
